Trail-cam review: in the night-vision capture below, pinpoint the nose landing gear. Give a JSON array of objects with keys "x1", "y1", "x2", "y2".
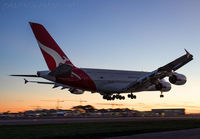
[
  {"x1": 160, "y1": 92, "x2": 164, "y2": 98},
  {"x1": 128, "y1": 93, "x2": 136, "y2": 99}
]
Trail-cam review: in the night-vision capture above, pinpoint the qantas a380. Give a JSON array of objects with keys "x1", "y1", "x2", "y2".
[{"x1": 11, "y1": 22, "x2": 193, "y2": 101}]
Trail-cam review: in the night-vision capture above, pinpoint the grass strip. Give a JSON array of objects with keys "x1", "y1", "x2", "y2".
[{"x1": 1, "y1": 119, "x2": 200, "y2": 139}]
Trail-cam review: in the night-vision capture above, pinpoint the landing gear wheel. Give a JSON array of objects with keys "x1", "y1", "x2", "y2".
[
  {"x1": 116, "y1": 95, "x2": 120, "y2": 99},
  {"x1": 103, "y1": 95, "x2": 113, "y2": 100},
  {"x1": 131, "y1": 96, "x2": 133, "y2": 99},
  {"x1": 160, "y1": 92, "x2": 164, "y2": 98},
  {"x1": 129, "y1": 93, "x2": 136, "y2": 99},
  {"x1": 111, "y1": 96, "x2": 115, "y2": 100}
]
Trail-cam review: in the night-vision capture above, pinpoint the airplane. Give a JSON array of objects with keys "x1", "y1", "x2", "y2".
[{"x1": 11, "y1": 22, "x2": 193, "y2": 101}]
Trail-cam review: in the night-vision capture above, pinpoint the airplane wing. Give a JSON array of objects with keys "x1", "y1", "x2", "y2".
[
  {"x1": 157, "y1": 49, "x2": 193, "y2": 72},
  {"x1": 126, "y1": 49, "x2": 193, "y2": 91}
]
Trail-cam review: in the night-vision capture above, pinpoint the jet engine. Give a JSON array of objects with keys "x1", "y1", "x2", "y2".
[
  {"x1": 169, "y1": 73, "x2": 186, "y2": 85},
  {"x1": 69, "y1": 88, "x2": 84, "y2": 95},
  {"x1": 155, "y1": 81, "x2": 171, "y2": 92}
]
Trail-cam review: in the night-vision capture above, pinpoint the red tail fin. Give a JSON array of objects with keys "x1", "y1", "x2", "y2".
[{"x1": 29, "y1": 22, "x2": 74, "y2": 70}]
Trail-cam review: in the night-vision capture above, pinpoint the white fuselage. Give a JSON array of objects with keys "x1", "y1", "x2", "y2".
[
  {"x1": 39, "y1": 68, "x2": 158, "y2": 94},
  {"x1": 81, "y1": 68, "x2": 149, "y2": 93}
]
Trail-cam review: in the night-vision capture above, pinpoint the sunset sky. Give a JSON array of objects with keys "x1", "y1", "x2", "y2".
[{"x1": 0, "y1": 0, "x2": 200, "y2": 113}]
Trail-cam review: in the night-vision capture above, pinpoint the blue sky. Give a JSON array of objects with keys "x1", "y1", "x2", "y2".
[{"x1": 0, "y1": 0, "x2": 200, "y2": 113}]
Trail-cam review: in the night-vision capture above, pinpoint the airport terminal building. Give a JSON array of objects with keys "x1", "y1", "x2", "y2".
[{"x1": 151, "y1": 108, "x2": 185, "y2": 116}]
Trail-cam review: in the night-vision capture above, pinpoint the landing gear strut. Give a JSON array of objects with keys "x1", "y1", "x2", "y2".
[
  {"x1": 160, "y1": 92, "x2": 164, "y2": 98},
  {"x1": 128, "y1": 93, "x2": 136, "y2": 99}
]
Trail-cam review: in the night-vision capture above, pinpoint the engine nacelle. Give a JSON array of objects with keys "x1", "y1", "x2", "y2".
[
  {"x1": 169, "y1": 73, "x2": 186, "y2": 85},
  {"x1": 155, "y1": 81, "x2": 171, "y2": 92},
  {"x1": 69, "y1": 88, "x2": 84, "y2": 95}
]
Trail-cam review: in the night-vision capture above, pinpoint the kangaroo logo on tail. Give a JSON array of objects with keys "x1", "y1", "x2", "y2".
[
  {"x1": 29, "y1": 22, "x2": 74, "y2": 70},
  {"x1": 38, "y1": 41, "x2": 69, "y2": 67}
]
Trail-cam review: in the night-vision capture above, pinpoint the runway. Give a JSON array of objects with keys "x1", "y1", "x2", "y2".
[
  {"x1": 0, "y1": 117, "x2": 200, "y2": 125},
  {"x1": 107, "y1": 128, "x2": 200, "y2": 139}
]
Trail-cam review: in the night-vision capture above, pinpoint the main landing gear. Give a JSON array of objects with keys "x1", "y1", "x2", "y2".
[
  {"x1": 103, "y1": 94, "x2": 125, "y2": 101},
  {"x1": 127, "y1": 93, "x2": 136, "y2": 99},
  {"x1": 115, "y1": 94, "x2": 125, "y2": 100}
]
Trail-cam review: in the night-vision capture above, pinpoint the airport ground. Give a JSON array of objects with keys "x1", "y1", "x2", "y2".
[
  {"x1": 107, "y1": 128, "x2": 200, "y2": 139},
  {"x1": 1, "y1": 117, "x2": 200, "y2": 138}
]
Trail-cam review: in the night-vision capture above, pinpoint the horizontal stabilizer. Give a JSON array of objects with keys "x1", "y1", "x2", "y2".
[
  {"x1": 23, "y1": 78, "x2": 54, "y2": 84},
  {"x1": 23, "y1": 78, "x2": 70, "y2": 89},
  {"x1": 10, "y1": 75, "x2": 39, "y2": 77},
  {"x1": 24, "y1": 79, "x2": 28, "y2": 84}
]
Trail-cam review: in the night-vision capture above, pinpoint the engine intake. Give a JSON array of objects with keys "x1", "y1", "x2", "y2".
[{"x1": 169, "y1": 73, "x2": 186, "y2": 85}]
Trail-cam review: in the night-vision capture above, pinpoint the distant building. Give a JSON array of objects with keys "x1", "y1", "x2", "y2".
[{"x1": 151, "y1": 108, "x2": 185, "y2": 116}]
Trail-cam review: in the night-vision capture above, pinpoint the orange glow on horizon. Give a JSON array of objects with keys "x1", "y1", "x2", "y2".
[
  {"x1": 1, "y1": 88, "x2": 200, "y2": 114},
  {"x1": 1, "y1": 103, "x2": 200, "y2": 114}
]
